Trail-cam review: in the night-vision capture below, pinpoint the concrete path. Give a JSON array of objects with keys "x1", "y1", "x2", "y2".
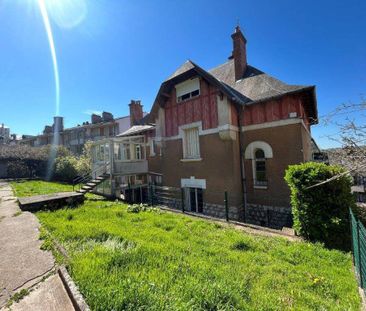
[
  {"x1": 0, "y1": 182, "x2": 74, "y2": 310},
  {"x1": 10, "y1": 275, "x2": 74, "y2": 311}
]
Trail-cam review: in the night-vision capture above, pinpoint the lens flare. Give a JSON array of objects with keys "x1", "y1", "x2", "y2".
[
  {"x1": 38, "y1": 0, "x2": 60, "y2": 116},
  {"x1": 45, "y1": 0, "x2": 87, "y2": 29}
]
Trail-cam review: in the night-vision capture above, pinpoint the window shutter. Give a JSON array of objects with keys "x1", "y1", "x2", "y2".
[{"x1": 184, "y1": 127, "x2": 200, "y2": 158}]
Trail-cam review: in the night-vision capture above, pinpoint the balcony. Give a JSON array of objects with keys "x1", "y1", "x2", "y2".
[{"x1": 114, "y1": 160, "x2": 148, "y2": 175}]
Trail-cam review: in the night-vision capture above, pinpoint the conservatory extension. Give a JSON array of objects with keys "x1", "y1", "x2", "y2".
[{"x1": 91, "y1": 135, "x2": 150, "y2": 201}]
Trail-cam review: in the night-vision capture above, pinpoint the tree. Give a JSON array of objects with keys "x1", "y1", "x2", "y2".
[{"x1": 322, "y1": 96, "x2": 366, "y2": 175}]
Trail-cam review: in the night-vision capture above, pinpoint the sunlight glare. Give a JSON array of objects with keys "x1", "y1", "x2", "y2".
[
  {"x1": 44, "y1": 0, "x2": 88, "y2": 29},
  {"x1": 38, "y1": 0, "x2": 60, "y2": 116}
]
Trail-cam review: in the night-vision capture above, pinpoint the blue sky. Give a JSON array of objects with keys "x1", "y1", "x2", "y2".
[{"x1": 0, "y1": 0, "x2": 365, "y2": 148}]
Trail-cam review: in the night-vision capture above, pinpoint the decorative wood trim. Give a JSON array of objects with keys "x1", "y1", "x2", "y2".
[{"x1": 241, "y1": 118, "x2": 302, "y2": 132}]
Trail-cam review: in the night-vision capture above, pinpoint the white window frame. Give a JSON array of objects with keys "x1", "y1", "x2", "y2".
[
  {"x1": 149, "y1": 139, "x2": 156, "y2": 157},
  {"x1": 254, "y1": 149, "x2": 267, "y2": 187},
  {"x1": 175, "y1": 78, "x2": 200, "y2": 103},
  {"x1": 182, "y1": 126, "x2": 200, "y2": 160},
  {"x1": 244, "y1": 141, "x2": 273, "y2": 189},
  {"x1": 135, "y1": 144, "x2": 142, "y2": 160}
]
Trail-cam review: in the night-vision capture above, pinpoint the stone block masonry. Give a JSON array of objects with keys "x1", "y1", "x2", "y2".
[
  {"x1": 203, "y1": 203, "x2": 240, "y2": 220},
  {"x1": 245, "y1": 204, "x2": 293, "y2": 229}
]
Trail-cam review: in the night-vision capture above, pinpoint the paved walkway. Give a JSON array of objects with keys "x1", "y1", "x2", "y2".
[{"x1": 0, "y1": 182, "x2": 74, "y2": 310}]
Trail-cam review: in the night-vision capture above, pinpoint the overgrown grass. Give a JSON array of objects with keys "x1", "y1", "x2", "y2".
[
  {"x1": 17, "y1": 181, "x2": 361, "y2": 310},
  {"x1": 11, "y1": 180, "x2": 74, "y2": 197}
]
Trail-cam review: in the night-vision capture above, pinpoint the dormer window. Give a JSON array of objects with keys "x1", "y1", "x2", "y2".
[{"x1": 176, "y1": 78, "x2": 200, "y2": 103}]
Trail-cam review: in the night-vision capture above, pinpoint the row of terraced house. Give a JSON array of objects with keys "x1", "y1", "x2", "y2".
[{"x1": 88, "y1": 26, "x2": 321, "y2": 229}]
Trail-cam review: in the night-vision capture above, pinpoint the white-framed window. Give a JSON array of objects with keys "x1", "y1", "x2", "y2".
[
  {"x1": 116, "y1": 143, "x2": 131, "y2": 161},
  {"x1": 135, "y1": 144, "x2": 142, "y2": 160},
  {"x1": 244, "y1": 141, "x2": 273, "y2": 189},
  {"x1": 254, "y1": 149, "x2": 267, "y2": 186},
  {"x1": 183, "y1": 127, "x2": 200, "y2": 159},
  {"x1": 176, "y1": 78, "x2": 200, "y2": 103},
  {"x1": 149, "y1": 139, "x2": 156, "y2": 157}
]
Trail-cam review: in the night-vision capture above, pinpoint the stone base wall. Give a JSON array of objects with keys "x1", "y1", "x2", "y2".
[
  {"x1": 154, "y1": 195, "x2": 240, "y2": 221},
  {"x1": 203, "y1": 203, "x2": 240, "y2": 220},
  {"x1": 154, "y1": 196, "x2": 182, "y2": 210},
  {"x1": 245, "y1": 204, "x2": 292, "y2": 229}
]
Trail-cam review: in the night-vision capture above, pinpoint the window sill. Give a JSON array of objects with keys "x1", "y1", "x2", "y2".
[
  {"x1": 180, "y1": 158, "x2": 202, "y2": 162},
  {"x1": 114, "y1": 159, "x2": 146, "y2": 163},
  {"x1": 253, "y1": 185, "x2": 268, "y2": 190}
]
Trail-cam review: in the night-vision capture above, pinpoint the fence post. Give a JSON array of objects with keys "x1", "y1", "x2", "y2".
[
  {"x1": 148, "y1": 182, "x2": 151, "y2": 206},
  {"x1": 181, "y1": 188, "x2": 185, "y2": 213},
  {"x1": 224, "y1": 191, "x2": 229, "y2": 222},
  {"x1": 151, "y1": 184, "x2": 154, "y2": 206},
  {"x1": 350, "y1": 211, "x2": 355, "y2": 265},
  {"x1": 357, "y1": 221, "x2": 363, "y2": 288}
]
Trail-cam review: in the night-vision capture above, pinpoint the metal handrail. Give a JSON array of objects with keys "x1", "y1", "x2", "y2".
[{"x1": 73, "y1": 161, "x2": 110, "y2": 191}]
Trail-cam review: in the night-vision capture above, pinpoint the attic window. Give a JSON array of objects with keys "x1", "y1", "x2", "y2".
[{"x1": 176, "y1": 78, "x2": 200, "y2": 103}]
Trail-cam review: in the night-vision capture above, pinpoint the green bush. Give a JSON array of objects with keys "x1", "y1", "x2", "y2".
[
  {"x1": 7, "y1": 160, "x2": 31, "y2": 178},
  {"x1": 285, "y1": 162, "x2": 355, "y2": 250},
  {"x1": 72, "y1": 142, "x2": 92, "y2": 177},
  {"x1": 54, "y1": 156, "x2": 78, "y2": 182}
]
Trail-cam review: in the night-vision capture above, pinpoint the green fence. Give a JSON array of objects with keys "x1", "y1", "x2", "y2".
[{"x1": 350, "y1": 209, "x2": 366, "y2": 290}]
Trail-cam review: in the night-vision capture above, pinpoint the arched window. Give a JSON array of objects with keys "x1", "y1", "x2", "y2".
[
  {"x1": 255, "y1": 149, "x2": 267, "y2": 186},
  {"x1": 244, "y1": 141, "x2": 272, "y2": 188}
]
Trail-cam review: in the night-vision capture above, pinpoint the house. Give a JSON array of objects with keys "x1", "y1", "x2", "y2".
[
  {"x1": 19, "y1": 111, "x2": 140, "y2": 154},
  {"x1": 0, "y1": 124, "x2": 10, "y2": 144},
  {"x1": 91, "y1": 26, "x2": 318, "y2": 229}
]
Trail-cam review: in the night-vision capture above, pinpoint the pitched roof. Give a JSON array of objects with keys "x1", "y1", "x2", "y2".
[
  {"x1": 166, "y1": 61, "x2": 196, "y2": 81},
  {"x1": 147, "y1": 58, "x2": 317, "y2": 124},
  {"x1": 209, "y1": 59, "x2": 312, "y2": 104},
  {"x1": 117, "y1": 125, "x2": 155, "y2": 137}
]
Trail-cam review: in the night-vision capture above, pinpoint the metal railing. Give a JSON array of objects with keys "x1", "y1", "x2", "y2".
[
  {"x1": 350, "y1": 209, "x2": 366, "y2": 292},
  {"x1": 72, "y1": 161, "x2": 110, "y2": 192}
]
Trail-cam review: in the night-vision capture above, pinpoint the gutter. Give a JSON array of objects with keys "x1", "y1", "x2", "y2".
[{"x1": 235, "y1": 99, "x2": 247, "y2": 222}]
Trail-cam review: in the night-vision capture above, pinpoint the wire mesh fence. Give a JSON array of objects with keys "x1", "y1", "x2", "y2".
[{"x1": 350, "y1": 209, "x2": 366, "y2": 291}]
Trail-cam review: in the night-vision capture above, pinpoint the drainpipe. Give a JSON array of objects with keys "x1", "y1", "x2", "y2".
[{"x1": 236, "y1": 102, "x2": 247, "y2": 222}]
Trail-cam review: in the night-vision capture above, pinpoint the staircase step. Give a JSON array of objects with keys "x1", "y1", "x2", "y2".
[
  {"x1": 90, "y1": 179, "x2": 103, "y2": 184},
  {"x1": 77, "y1": 189, "x2": 87, "y2": 194},
  {"x1": 86, "y1": 182, "x2": 97, "y2": 187},
  {"x1": 81, "y1": 186, "x2": 93, "y2": 191}
]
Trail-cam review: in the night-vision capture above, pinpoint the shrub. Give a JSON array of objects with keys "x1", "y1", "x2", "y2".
[
  {"x1": 7, "y1": 160, "x2": 31, "y2": 178},
  {"x1": 54, "y1": 156, "x2": 78, "y2": 182},
  {"x1": 285, "y1": 162, "x2": 355, "y2": 250}
]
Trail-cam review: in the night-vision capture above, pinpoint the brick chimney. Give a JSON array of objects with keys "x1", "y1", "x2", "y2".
[
  {"x1": 91, "y1": 114, "x2": 103, "y2": 124},
  {"x1": 230, "y1": 26, "x2": 247, "y2": 81},
  {"x1": 129, "y1": 100, "x2": 143, "y2": 125},
  {"x1": 102, "y1": 111, "x2": 114, "y2": 122}
]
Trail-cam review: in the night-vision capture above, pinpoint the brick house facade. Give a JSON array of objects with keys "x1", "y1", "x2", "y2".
[{"x1": 91, "y1": 27, "x2": 318, "y2": 229}]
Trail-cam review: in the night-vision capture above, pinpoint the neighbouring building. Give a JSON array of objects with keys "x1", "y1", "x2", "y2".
[
  {"x1": 0, "y1": 124, "x2": 10, "y2": 144},
  {"x1": 19, "y1": 107, "x2": 144, "y2": 153},
  {"x1": 90, "y1": 26, "x2": 319, "y2": 229}
]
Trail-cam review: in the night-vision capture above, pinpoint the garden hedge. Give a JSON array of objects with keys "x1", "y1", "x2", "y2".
[{"x1": 285, "y1": 162, "x2": 355, "y2": 250}]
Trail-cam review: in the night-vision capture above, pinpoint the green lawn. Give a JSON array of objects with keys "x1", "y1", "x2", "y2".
[
  {"x1": 13, "y1": 181, "x2": 362, "y2": 310},
  {"x1": 11, "y1": 180, "x2": 74, "y2": 197}
]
